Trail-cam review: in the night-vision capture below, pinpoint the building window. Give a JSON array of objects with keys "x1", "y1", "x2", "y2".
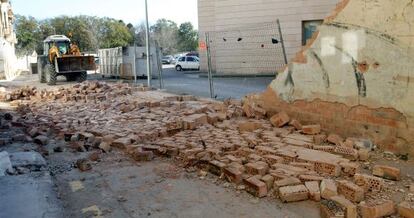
[{"x1": 302, "y1": 20, "x2": 323, "y2": 46}]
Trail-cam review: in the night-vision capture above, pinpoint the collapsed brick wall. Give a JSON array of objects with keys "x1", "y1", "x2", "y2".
[{"x1": 246, "y1": 0, "x2": 414, "y2": 155}]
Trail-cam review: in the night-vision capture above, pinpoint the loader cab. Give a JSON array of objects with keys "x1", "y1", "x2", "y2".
[{"x1": 43, "y1": 35, "x2": 71, "y2": 56}]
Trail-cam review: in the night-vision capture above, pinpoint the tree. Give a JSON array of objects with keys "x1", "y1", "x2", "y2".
[
  {"x1": 134, "y1": 22, "x2": 147, "y2": 46},
  {"x1": 50, "y1": 16, "x2": 96, "y2": 52},
  {"x1": 36, "y1": 21, "x2": 55, "y2": 54},
  {"x1": 14, "y1": 15, "x2": 39, "y2": 55},
  {"x1": 99, "y1": 18, "x2": 134, "y2": 48},
  {"x1": 151, "y1": 19, "x2": 179, "y2": 55},
  {"x1": 14, "y1": 15, "x2": 197, "y2": 56},
  {"x1": 177, "y1": 22, "x2": 198, "y2": 52}
]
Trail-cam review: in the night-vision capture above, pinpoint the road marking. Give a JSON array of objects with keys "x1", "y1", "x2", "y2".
[{"x1": 69, "y1": 180, "x2": 84, "y2": 192}]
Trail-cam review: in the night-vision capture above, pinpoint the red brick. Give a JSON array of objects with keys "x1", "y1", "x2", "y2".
[
  {"x1": 302, "y1": 125, "x2": 321, "y2": 135},
  {"x1": 260, "y1": 174, "x2": 275, "y2": 190},
  {"x1": 263, "y1": 155, "x2": 284, "y2": 165},
  {"x1": 320, "y1": 202, "x2": 345, "y2": 218},
  {"x1": 305, "y1": 181, "x2": 321, "y2": 201},
  {"x1": 111, "y1": 137, "x2": 133, "y2": 149},
  {"x1": 247, "y1": 153, "x2": 262, "y2": 162},
  {"x1": 224, "y1": 155, "x2": 242, "y2": 164},
  {"x1": 398, "y1": 201, "x2": 414, "y2": 218},
  {"x1": 334, "y1": 146, "x2": 358, "y2": 160},
  {"x1": 358, "y1": 149, "x2": 370, "y2": 161},
  {"x1": 245, "y1": 162, "x2": 269, "y2": 176},
  {"x1": 130, "y1": 149, "x2": 154, "y2": 161},
  {"x1": 337, "y1": 180, "x2": 364, "y2": 203},
  {"x1": 223, "y1": 166, "x2": 243, "y2": 184},
  {"x1": 208, "y1": 160, "x2": 226, "y2": 176},
  {"x1": 290, "y1": 162, "x2": 315, "y2": 171},
  {"x1": 372, "y1": 165, "x2": 401, "y2": 181},
  {"x1": 354, "y1": 174, "x2": 383, "y2": 193},
  {"x1": 255, "y1": 146, "x2": 277, "y2": 156},
  {"x1": 339, "y1": 162, "x2": 359, "y2": 177},
  {"x1": 238, "y1": 121, "x2": 263, "y2": 132},
  {"x1": 99, "y1": 142, "x2": 111, "y2": 153},
  {"x1": 274, "y1": 177, "x2": 302, "y2": 189},
  {"x1": 330, "y1": 195, "x2": 357, "y2": 218},
  {"x1": 182, "y1": 114, "x2": 208, "y2": 130},
  {"x1": 327, "y1": 134, "x2": 344, "y2": 146},
  {"x1": 313, "y1": 134, "x2": 327, "y2": 145},
  {"x1": 289, "y1": 119, "x2": 302, "y2": 130},
  {"x1": 359, "y1": 200, "x2": 395, "y2": 218},
  {"x1": 279, "y1": 185, "x2": 309, "y2": 203},
  {"x1": 270, "y1": 112, "x2": 290, "y2": 127},
  {"x1": 283, "y1": 138, "x2": 312, "y2": 148},
  {"x1": 299, "y1": 174, "x2": 324, "y2": 183},
  {"x1": 244, "y1": 176, "x2": 268, "y2": 198},
  {"x1": 320, "y1": 179, "x2": 338, "y2": 200}
]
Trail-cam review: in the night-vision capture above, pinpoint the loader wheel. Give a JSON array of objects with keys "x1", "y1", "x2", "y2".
[
  {"x1": 77, "y1": 71, "x2": 87, "y2": 83},
  {"x1": 45, "y1": 64, "x2": 57, "y2": 85},
  {"x1": 39, "y1": 66, "x2": 46, "y2": 83}
]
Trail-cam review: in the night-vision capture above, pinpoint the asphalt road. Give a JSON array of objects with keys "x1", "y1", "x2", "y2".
[
  {"x1": 147, "y1": 65, "x2": 275, "y2": 100},
  {"x1": 1, "y1": 66, "x2": 274, "y2": 100}
]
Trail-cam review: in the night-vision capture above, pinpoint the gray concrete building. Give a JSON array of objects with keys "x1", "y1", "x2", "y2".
[{"x1": 198, "y1": 0, "x2": 341, "y2": 75}]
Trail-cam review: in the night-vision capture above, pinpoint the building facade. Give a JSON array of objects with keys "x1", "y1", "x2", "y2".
[
  {"x1": 198, "y1": 0, "x2": 341, "y2": 75},
  {"x1": 0, "y1": 0, "x2": 17, "y2": 80}
]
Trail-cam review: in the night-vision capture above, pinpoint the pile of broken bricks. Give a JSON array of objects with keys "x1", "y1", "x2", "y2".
[{"x1": 2, "y1": 81, "x2": 414, "y2": 218}]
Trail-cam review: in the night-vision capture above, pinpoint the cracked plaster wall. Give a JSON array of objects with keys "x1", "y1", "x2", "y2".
[{"x1": 249, "y1": 0, "x2": 414, "y2": 154}]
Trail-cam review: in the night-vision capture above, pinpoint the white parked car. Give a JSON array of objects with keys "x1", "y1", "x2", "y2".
[{"x1": 175, "y1": 56, "x2": 200, "y2": 71}]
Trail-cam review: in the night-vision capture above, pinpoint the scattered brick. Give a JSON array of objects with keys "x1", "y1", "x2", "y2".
[
  {"x1": 327, "y1": 134, "x2": 344, "y2": 146},
  {"x1": 354, "y1": 174, "x2": 383, "y2": 193},
  {"x1": 305, "y1": 181, "x2": 321, "y2": 201},
  {"x1": 320, "y1": 179, "x2": 338, "y2": 200},
  {"x1": 372, "y1": 165, "x2": 401, "y2": 181},
  {"x1": 270, "y1": 111, "x2": 290, "y2": 127},
  {"x1": 302, "y1": 125, "x2": 321, "y2": 135},
  {"x1": 238, "y1": 121, "x2": 263, "y2": 132},
  {"x1": 34, "y1": 135, "x2": 49, "y2": 145},
  {"x1": 313, "y1": 134, "x2": 327, "y2": 145},
  {"x1": 223, "y1": 166, "x2": 243, "y2": 184},
  {"x1": 245, "y1": 161, "x2": 269, "y2": 176},
  {"x1": 99, "y1": 142, "x2": 111, "y2": 153},
  {"x1": 291, "y1": 162, "x2": 315, "y2": 171},
  {"x1": 358, "y1": 149, "x2": 370, "y2": 161},
  {"x1": 208, "y1": 160, "x2": 226, "y2": 176},
  {"x1": 359, "y1": 200, "x2": 395, "y2": 218},
  {"x1": 260, "y1": 174, "x2": 275, "y2": 190},
  {"x1": 320, "y1": 200, "x2": 345, "y2": 218},
  {"x1": 398, "y1": 201, "x2": 414, "y2": 218},
  {"x1": 279, "y1": 185, "x2": 309, "y2": 203},
  {"x1": 330, "y1": 195, "x2": 357, "y2": 218},
  {"x1": 334, "y1": 146, "x2": 358, "y2": 160},
  {"x1": 130, "y1": 149, "x2": 154, "y2": 162},
  {"x1": 263, "y1": 154, "x2": 284, "y2": 165},
  {"x1": 337, "y1": 180, "x2": 365, "y2": 203},
  {"x1": 244, "y1": 176, "x2": 268, "y2": 198},
  {"x1": 111, "y1": 137, "x2": 133, "y2": 149},
  {"x1": 289, "y1": 119, "x2": 302, "y2": 130},
  {"x1": 75, "y1": 159, "x2": 92, "y2": 172},
  {"x1": 339, "y1": 162, "x2": 359, "y2": 177},
  {"x1": 274, "y1": 177, "x2": 302, "y2": 189},
  {"x1": 299, "y1": 174, "x2": 324, "y2": 183}
]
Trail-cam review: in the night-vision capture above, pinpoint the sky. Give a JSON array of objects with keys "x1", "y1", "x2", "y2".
[{"x1": 11, "y1": 0, "x2": 199, "y2": 28}]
